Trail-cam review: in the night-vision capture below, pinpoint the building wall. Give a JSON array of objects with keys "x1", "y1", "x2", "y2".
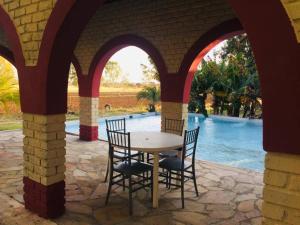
[
  {"x1": 0, "y1": 0, "x2": 57, "y2": 66},
  {"x1": 74, "y1": 0, "x2": 236, "y2": 75}
]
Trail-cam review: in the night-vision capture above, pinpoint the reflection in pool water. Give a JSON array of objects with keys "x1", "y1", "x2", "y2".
[{"x1": 66, "y1": 113, "x2": 265, "y2": 172}]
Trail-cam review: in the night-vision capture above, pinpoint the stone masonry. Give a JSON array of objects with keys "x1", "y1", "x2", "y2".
[
  {"x1": 161, "y1": 101, "x2": 188, "y2": 132},
  {"x1": 79, "y1": 97, "x2": 99, "y2": 141},
  {"x1": 74, "y1": 0, "x2": 236, "y2": 74},
  {"x1": 22, "y1": 113, "x2": 66, "y2": 217},
  {"x1": 0, "y1": 0, "x2": 57, "y2": 66},
  {"x1": 281, "y1": 0, "x2": 300, "y2": 42},
  {"x1": 262, "y1": 152, "x2": 300, "y2": 225}
]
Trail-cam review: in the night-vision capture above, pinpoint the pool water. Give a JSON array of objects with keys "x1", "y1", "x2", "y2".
[{"x1": 66, "y1": 113, "x2": 265, "y2": 172}]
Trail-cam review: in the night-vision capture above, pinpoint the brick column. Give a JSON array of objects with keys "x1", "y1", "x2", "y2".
[
  {"x1": 262, "y1": 152, "x2": 300, "y2": 225},
  {"x1": 23, "y1": 113, "x2": 66, "y2": 218},
  {"x1": 79, "y1": 97, "x2": 99, "y2": 141},
  {"x1": 161, "y1": 101, "x2": 188, "y2": 132}
]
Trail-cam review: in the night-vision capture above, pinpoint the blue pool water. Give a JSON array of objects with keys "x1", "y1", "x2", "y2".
[{"x1": 66, "y1": 113, "x2": 265, "y2": 172}]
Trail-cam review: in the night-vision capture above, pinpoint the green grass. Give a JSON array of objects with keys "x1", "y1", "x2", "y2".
[{"x1": 0, "y1": 121, "x2": 22, "y2": 131}]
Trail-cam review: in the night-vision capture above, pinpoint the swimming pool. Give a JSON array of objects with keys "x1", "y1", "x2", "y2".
[{"x1": 66, "y1": 113, "x2": 265, "y2": 172}]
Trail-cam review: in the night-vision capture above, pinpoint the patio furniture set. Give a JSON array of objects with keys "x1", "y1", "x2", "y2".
[{"x1": 104, "y1": 118, "x2": 200, "y2": 215}]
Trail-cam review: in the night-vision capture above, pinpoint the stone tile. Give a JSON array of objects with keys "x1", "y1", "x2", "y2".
[{"x1": 0, "y1": 131, "x2": 263, "y2": 225}]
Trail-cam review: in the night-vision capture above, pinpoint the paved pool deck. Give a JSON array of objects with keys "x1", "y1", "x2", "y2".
[{"x1": 0, "y1": 130, "x2": 263, "y2": 225}]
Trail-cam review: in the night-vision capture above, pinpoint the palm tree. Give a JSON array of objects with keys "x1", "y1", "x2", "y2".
[{"x1": 137, "y1": 86, "x2": 160, "y2": 112}]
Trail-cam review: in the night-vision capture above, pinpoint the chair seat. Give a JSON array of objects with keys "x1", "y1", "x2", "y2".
[
  {"x1": 114, "y1": 161, "x2": 153, "y2": 175},
  {"x1": 114, "y1": 150, "x2": 141, "y2": 160},
  {"x1": 159, "y1": 149, "x2": 181, "y2": 158},
  {"x1": 159, "y1": 157, "x2": 191, "y2": 171}
]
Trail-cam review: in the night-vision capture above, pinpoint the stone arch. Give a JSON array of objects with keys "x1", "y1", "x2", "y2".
[
  {"x1": 179, "y1": 19, "x2": 244, "y2": 103},
  {"x1": 82, "y1": 34, "x2": 167, "y2": 97}
]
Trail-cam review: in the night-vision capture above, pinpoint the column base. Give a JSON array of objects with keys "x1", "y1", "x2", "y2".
[
  {"x1": 23, "y1": 177, "x2": 65, "y2": 218},
  {"x1": 79, "y1": 125, "x2": 98, "y2": 141}
]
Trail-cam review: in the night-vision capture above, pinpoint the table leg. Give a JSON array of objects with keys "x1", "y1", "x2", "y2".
[{"x1": 152, "y1": 152, "x2": 159, "y2": 208}]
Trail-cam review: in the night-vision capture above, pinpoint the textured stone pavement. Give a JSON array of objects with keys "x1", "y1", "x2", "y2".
[{"x1": 0, "y1": 130, "x2": 263, "y2": 225}]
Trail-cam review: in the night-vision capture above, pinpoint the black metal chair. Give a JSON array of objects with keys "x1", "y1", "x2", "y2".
[
  {"x1": 160, "y1": 118, "x2": 185, "y2": 158},
  {"x1": 159, "y1": 126, "x2": 200, "y2": 208},
  {"x1": 147, "y1": 118, "x2": 185, "y2": 163},
  {"x1": 105, "y1": 130, "x2": 153, "y2": 215},
  {"x1": 104, "y1": 118, "x2": 142, "y2": 182}
]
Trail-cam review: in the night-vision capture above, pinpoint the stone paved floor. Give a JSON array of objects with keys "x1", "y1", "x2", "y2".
[{"x1": 0, "y1": 130, "x2": 263, "y2": 225}]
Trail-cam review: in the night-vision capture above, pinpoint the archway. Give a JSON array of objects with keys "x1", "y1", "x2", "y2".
[{"x1": 77, "y1": 34, "x2": 167, "y2": 141}]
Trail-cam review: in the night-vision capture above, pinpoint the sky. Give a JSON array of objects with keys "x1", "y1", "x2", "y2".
[{"x1": 107, "y1": 41, "x2": 225, "y2": 83}]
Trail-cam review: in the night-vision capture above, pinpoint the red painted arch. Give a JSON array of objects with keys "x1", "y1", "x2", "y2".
[
  {"x1": 19, "y1": 0, "x2": 104, "y2": 114},
  {"x1": 0, "y1": 45, "x2": 15, "y2": 65},
  {"x1": 161, "y1": 19, "x2": 243, "y2": 103},
  {"x1": 0, "y1": 5, "x2": 23, "y2": 67},
  {"x1": 176, "y1": 19, "x2": 244, "y2": 103},
  {"x1": 226, "y1": 0, "x2": 300, "y2": 155},
  {"x1": 80, "y1": 34, "x2": 167, "y2": 97}
]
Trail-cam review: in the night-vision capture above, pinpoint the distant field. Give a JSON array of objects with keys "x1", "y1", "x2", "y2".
[{"x1": 68, "y1": 85, "x2": 143, "y2": 93}]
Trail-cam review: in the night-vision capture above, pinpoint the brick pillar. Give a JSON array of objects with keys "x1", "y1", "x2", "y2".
[
  {"x1": 262, "y1": 152, "x2": 300, "y2": 225},
  {"x1": 161, "y1": 101, "x2": 188, "y2": 132},
  {"x1": 23, "y1": 113, "x2": 66, "y2": 218},
  {"x1": 79, "y1": 97, "x2": 98, "y2": 141}
]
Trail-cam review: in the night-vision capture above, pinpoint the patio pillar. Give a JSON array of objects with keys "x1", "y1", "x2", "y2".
[
  {"x1": 161, "y1": 101, "x2": 188, "y2": 132},
  {"x1": 262, "y1": 153, "x2": 300, "y2": 225},
  {"x1": 23, "y1": 113, "x2": 66, "y2": 218},
  {"x1": 79, "y1": 96, "x2": 99, "y2": 141}
]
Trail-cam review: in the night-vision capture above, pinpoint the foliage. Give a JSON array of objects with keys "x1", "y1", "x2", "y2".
[
  {"x1": 189, "y1": 34, "x2": 261, "y2": 118},
  {"x1": 137, "y1": 86, "x2": 160, "y2": 112},
  {"x1": 140, "y1": 56, "x2": 160, "y2": 82},
  {"x1": 102, "y1": 61, "x2": 122, "y2": 84},
  {"x1": 0, "y1": 57, "x2": 19, "y2": 112}
]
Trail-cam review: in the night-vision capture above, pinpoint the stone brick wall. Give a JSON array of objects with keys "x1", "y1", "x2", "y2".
[
  {"x1": 74, "y1": 0, "x2": 235, "y2": 74},
  {"x1": 23, "y1": 113, "x2": 66, "y2": 186},
  {"x1": 68, "y1": 92, "x2": 148, "y2": 112},
  {"x1": 281, "y1": 0, "x2": 300, "y2": 42},
  {"x1": 79, "y1": 97, "x2": 98, "y2": 127},
  {"x1": 262, "y1": 152, "x2": 300, "y2": 225},
  {"x1": 161, "y1": 101, "x2": 188, "y2": 131},
  {"x1": 0, "y1": 0, "x2": 57, "y2": 65}
]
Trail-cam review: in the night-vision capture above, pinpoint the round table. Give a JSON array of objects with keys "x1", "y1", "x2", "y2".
[{"x1": 130, "y1": 131, "x2": 183, "y2": 208}]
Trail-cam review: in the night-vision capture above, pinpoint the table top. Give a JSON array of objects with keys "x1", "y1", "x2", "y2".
[{"x1": 129, "y1": 131, "x2": 183, "y2": 153}]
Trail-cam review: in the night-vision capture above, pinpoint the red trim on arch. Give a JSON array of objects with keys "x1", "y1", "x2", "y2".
[
  {"x1": 0, "y1": 45, "x2": 15, "y2": 65},
  {"x1": 81, "y1": 34, "x2": 167, "y2": 97},
  {"x1": 71, "y1": 54, "x2": 82, "y2": 77},
  {"x1": 174, "y1": 19, "x2": 244, "y2": 103},
  {"x1": 0, "y1": 6, "x2": 23, "y2": 67},
  {"x1": 227, "y1": 0, "x2": 300, "y2": 155}
]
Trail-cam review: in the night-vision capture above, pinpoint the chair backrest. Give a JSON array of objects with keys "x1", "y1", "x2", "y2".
[
  {"x1": 164, "y1": 118, "x2": 185, "y2": 136},
  {"x1": 106, "y1": 129, "x2": 132, "y2": 165},
  {"x1": 181, "y1": 126, "x2": 200, "y2": 168},
  {"x1": 105, "y1": 118, "x2": 126, "y2": 132}
]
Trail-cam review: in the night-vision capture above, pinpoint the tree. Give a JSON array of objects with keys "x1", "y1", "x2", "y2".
[
  {"x1": 0, "y1": 57, "x2": 19, "y2": 112},
  {"x1": 103, "y1": 61, "x2": 122, "y2": 84},
  {"x1": 189, "y1": 34, "x2": 261, "y2": 118},
  {"x1": 137, "y1": 86, "x2": 160, "y2": 112},
  {"x1": 68, "y1": 63, "x2": 78, "y2": 86},
  {"x1": 141, "y1": 56, "x2": 160, "y2": 82}
]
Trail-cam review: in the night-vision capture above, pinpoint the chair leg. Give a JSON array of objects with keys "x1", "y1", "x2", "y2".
[
  {"x1": 105, "y1": 168, "x2": 113, "y2": 205},
  {"x1": 122, "y1": 175, "x2": 126, "y2": 191},
  {"x1": 181, "y1": 170, "x2": 184, "y2": 209},
  {"x1": 128, "y1": 175, "x2": 133, "y2": 216},
  {"x1": 192, "y1": 166, "x2": 199, "y2": 196},
  {"x1": 104, "y1": 159, "x2": 109, "y2": 182},
  {"x1": 165, "y1": 171, "x2": 169, "y2": 188},
  {"x1": 150, "y1": 170, "x2": 153, "y2": 201},
  {"x1": 168, "y1": 171, "x2": 172, "y2": 189}
]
